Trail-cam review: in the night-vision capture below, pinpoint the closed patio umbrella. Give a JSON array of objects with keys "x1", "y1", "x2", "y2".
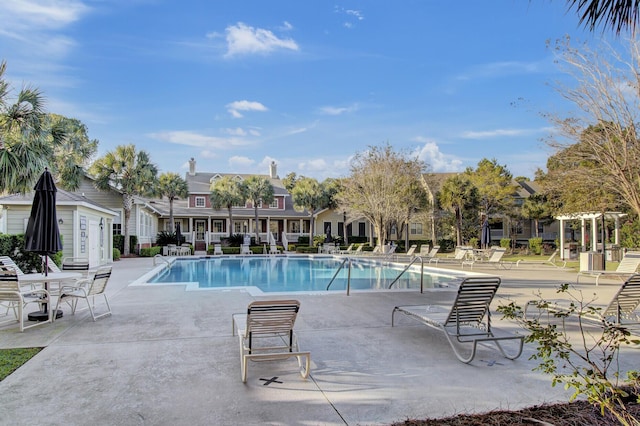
[
  {"x1": 481, "y1": 217, "x2": 491, "y2": 249},
  {"x1": 25, "y1": 168, "x2": 63, "y2": 321},
  {"x1": 175, "y1": 222, "x2": 183, "y2": 245}
]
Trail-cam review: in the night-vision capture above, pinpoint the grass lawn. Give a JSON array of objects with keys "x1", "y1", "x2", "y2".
[{"x1": 0, "y1": 347, "x2": 42, "y2": 381}]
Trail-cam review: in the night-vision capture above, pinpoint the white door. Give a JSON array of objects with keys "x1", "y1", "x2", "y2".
[{"x1": 89, "y1": 220, "x2": 100, "y2": 267}]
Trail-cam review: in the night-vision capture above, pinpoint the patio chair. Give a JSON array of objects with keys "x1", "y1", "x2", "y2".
[
  {"x1": 428, "y1": 246, "x2": 470, "y2": 266},
  {"x1": 213, "y1": 244, "x2": 223, "y2": 255},
  {"x1": 417, "y1": 245, "x2": 440, "y2": 260},
  {"x1": 269, "y1": 244, "x2": 281, "y2": 255},
  {"x1": 338, "y1": 243, "x2": 355, "y2": 255},
  {"x1": 462, "y1": 248, "x2": 514, "y2": 270},
  {"x1": 232, "y1": 299, "x2": 311, "y2": 383},
  {"x1": 526, "y1": 274, "x2": 640, "y2": 328},
  {"x1": 0, "y1": 267, "x2": 52, "y2": 331},
  {"x1": 352, "y1": 244, "x2": 365, "y2": 256},
  {"x1": 240, "y1": 244, "x2": 253, "y2": 255},
  {"x1": 41, "y1": 256, "x2": 61, "y2": 273},
  {"x1": 55, "y1": 266, "x2": 112, "y2": 322},
  {"x1": 392, "y1": 276, "x2": 524, "y2": 363},
  {"x1": 0, "y1": 256, "x2": 25, "y2": 275},
  {"x1": 405, "y1": 244, "x2": 417, "y2": 257},
  {"x1": 577, "y1": 251, "x2": 640, "y2": 285},
  {"x1": 62, "y1": 257, "x2": 90, "y2": 275},
  {"x1": 516, "y1": 249, "x2": 567, "y2": 269}
]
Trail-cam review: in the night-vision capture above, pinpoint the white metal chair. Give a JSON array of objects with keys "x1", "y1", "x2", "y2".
[
  {"x1": 0, "y1": 267, "x2": 52, "y2": 331},
  {"x1": 232, "y1": 299, "x2": 311, "y2": 383},
  {"x1": 55, "y1": 266, "x2": 112, "y2": 321},
  {"x1": 213, "y1": 244, "x2": 223, "y2": 255}
]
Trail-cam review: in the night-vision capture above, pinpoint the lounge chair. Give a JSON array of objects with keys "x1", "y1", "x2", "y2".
[
  {"x1": 429, "y1": 247, "x2": 470, "y2": 266},
  {"x1": 0, "y1": 266, "x2": 52, "y2": 331},
  {"x1": 392, "y1": 276, "x2": 524, "y2": 363},
  {"x1": 526, "y1": 274, "x2": 640, "y2": 328},
  {"x1": 213, "y1": 244, "x2": 223, "y2": 255},
  {"x1": 404, "y1": 244, "x2": 417, "y2": 257},
  {"x1": 338, "y1": 243, "x2": 355, "y2": 255},
  {"x1": 462, "y1": 248, "x2": 514, "y2": 270},
  {"x1": 516, "y1": 249, "x2": 567, "y2": 269},
  {"x1": 55, "y1": 266, "x2": 112, "y2": 322},
  {"x1": 240, "y1": 244, "x2": 253, "y2": 255},
  {"x1": 417, "y1": 245, "x2": 440, "y2": 260},
  {"x1": 577, "y1": 251, "x2": 640, "y2": 285},
  {"x1": 231, "y1": 299, "x2": 311, "y2": 382},
  {"x1": 352, "y1": 244, "x2": 365, "y2": 256},
  {"x1": 41, "y1": 256, "x2": 61, "y2": 273},
  {"x1": 0, "y1": 256, "x2": 25, "y2": 275}
]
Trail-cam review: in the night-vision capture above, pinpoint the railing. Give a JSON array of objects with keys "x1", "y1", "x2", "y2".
[
  {"x1": 326, "y1": 257, "x2": 352, "y2": 295},
  {"x1": 387, "y1": 256, "x2": 427, "y2": 293},
  {"x1": 153, "y1": 254, "x2": 171, "y2": 266}
]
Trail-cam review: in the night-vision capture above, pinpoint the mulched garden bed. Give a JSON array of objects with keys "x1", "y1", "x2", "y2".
[{"x1": 394, "y1": 399, "x2": 640, "y2": 425}]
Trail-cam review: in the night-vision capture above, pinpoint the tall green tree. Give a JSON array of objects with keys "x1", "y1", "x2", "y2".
[
  {"x1": 335, "y1": 143, "x2": 426, "y2": 246},
  {"x1": 90, "y1": 144, "x2": 158, "y2": 256},
  {"x1": 290, "y1": 177, "x2": 327, "y2": 245},
  {"x1": 520, "y1": 194, "x2": 551, "y2": 238},
  {"x1": 157, "y1": 172, "x2": 189, "y2": 233},
  {"x1": 465, "y1": 158, "x2": 517, "y2": 216},
  {"x1": 243, "y1": 176, "x2": 274, "y2": 242},
  {"x1": 0, "y1": 60, "x2": 65, "y2": 194},
  {"x1": 210, "y1": 175, "x2": 246, "y2": 237},
  {"x1": 438, "y1": 174, "x2": 479, "y2": 246},
  {"x1": 47, "y1": 114, "x2": 98, "y2": 191}
]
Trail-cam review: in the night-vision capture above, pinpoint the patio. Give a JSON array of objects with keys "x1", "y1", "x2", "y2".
[{"x1": 1, "y1": 257, "x2": 638, "y2": 425}]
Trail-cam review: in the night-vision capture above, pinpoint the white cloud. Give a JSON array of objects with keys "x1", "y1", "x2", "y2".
[
  {"x1": 0, "y1": 0, "x2": 89, "y2": 32},
  {"x1": 223, "y1": 127, "x2": 247, "y2": 136},
  {"x1": 228, "y1": 156, "x2": 255, "y2": 169},
  {"x1": 412, "y1": 137, "x2": 463, "y2": 172},
  {"x1": 460, "y1": 128, "x2": 532, "y2": 139},
  {"x1": 318, "y1": 103, "x2": 359, "y2": 115},
  {"x1": 149, "y1": 130, "x2": 252, "y2": 148},
  {"x1": 226, "y1": 100, "x2": 268, "y2": 118},
  {"x1": 299, "y1": 158, "x2": 328, "y2": 171},
  {"x1": 223, "y1": 22, "x2": 299, "y2": 58}
]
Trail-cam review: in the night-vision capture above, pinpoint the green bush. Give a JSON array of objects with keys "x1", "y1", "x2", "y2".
[
  {"x1": 139, "y1": 246, "x2": 162, "y2": 257},
  {"x1": 297, "y1": 236, "x2": 310, "y2": 246},
  {"x1": 528, "y1": 237, "x2": 543, "y2": 255},
  {"x1": 437, "y1": 238, "x2": 455, "y2": 252},
  {"x1": 113, "y1": 235, "x2": 124, "y2": 253},
  {"x1": 500, "y1": 238, "x2": 512, "y2": 249},
  {"x1": 469, "y1": 237, "x2": 479, "y2": 249},
  {"x1": 156, "y1": 231, "x2": 177, "y2": 246},
  {"x1": 113, "y1": 248, "x2": 121, "y2": 261}
]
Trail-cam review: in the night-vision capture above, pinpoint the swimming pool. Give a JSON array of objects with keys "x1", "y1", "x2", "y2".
[{"x1": 141, "y1": 255, "x2": 472, "y2": 294}]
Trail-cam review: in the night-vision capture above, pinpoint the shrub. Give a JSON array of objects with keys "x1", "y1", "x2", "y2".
[
  {"x1": 139, "y1": 246, "x2": 162, "y2": 257},
  {"x1": 156, "y1": 231, "x2": 177, "y2": 246},
  {"x1": 468, "y1": 237, "x2": 479, "y2": 249},
  {"x1": 297, "y1": 236, "x2": 310, "y2": 246},
  {"x1": 500, "y1": 238, "x2": 512, "y2": 249},
  {"x1": 113, "y1": 248, "x2": 121, "y2": 261},
  {"x1": 113, "y1": 235, "x2": 124, "y2": 253},
  {"x1": 437, "y1": 238, "x2": 455, "y2": 252},
  {"x1": 227, "y1": 234, "x2": 245, "y2": 246},
  {"x1": 529, "y1": 237, "x2": 543, "y2": 255}
]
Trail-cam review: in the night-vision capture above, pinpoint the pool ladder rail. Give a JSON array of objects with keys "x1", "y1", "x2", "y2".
[{"x1": 326, "y1": 256, "x2": 428, "y2": 295}]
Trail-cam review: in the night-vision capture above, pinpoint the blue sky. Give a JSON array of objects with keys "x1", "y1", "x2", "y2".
[{"x1": 0, "y1": 1, "x2": 602, "y2": 180}]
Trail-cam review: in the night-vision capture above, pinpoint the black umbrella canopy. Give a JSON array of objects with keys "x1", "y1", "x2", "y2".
[
  {"x1": 481, "y1": 218, "x2": 491, "y2": 249},
  {"x1": 24, "y1": 169, "x2": 63, "y2": 255}
]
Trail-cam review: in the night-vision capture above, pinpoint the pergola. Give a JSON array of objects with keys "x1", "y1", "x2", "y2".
[{"x1": 555, "y1": 212, "x2": 627, "y2": 260}]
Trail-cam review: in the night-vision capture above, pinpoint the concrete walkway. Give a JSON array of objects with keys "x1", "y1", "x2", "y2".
[{"x1": 1, "y1": 257, "x2": 638, "y2": 425}]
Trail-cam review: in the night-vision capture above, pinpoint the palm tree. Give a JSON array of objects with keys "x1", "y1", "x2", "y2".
[
  {"x1": 90, "y1": 144, "x2": 158, "y2": 256},
  {"x1": 0, "y1": 60, "x2": 65, "y2": 194},
  {"x1": 210, "y1": 175, "x2": 246, "y2": 238},
  {"x1": 567, "y1": 0, "x2": 640, "y2": 33},
  {"x1": 438, "y1": 175, "x2": 478, "y2": 246},
  {"x1": 157, "y1": 172, "x2": 189, "y2": 232},
  {"x1": 243, "y1": 176, "x2": 274, "y2": 242},
  {"x1": 47, "y1": 114, "x2": 98, "y2": 192},
  {"x1": 291, "y1": 177, "x2": 326, "y2": 246}
]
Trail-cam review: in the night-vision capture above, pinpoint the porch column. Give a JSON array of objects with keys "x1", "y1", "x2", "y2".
[
  {"x1": 592, "y1": 216, "x2": 598, "y2": 251},
  {"x1": 581, "y1": 218, "x2": 586, "y2": 251},
  {"x1": 559, "y1": 218, "x2": 565, "y2": 260},
  {"x1": 614, "y1": 216, "x2": 620, "y2": 245}
]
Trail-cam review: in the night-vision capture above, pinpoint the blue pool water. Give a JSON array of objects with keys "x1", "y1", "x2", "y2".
[{"x1": 146, "y1": 256, "x2": 463, "y2": 293}]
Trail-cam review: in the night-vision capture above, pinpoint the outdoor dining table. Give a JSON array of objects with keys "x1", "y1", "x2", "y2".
[{"x1": 19, "y1": 271, "x2": 82, "y2": 321}]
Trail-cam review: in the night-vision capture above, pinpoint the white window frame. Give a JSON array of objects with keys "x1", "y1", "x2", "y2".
[{"x1": 195, "y1": 196, "x2": 206, "y2": 207}]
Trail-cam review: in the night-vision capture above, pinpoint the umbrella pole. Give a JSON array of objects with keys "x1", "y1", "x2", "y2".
[{"x1": 27, "y1": 257, "x2": 63, "y2": 321}]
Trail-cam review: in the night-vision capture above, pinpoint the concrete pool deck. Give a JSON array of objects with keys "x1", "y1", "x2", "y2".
[{"x1": 1, "y1": 256, "x2": 639, "y2": 425}]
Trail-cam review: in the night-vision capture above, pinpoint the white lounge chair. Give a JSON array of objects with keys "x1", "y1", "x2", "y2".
[
  {"x1": 392, "y1": 276, "x2": 524, "y2": 363},
  {"x1": 41, "y1": 256, "x2": 61, "y2": 273},
  {"x1": 231, "y1": 299, "x2": 311, "y2": 382},
  {"x1": 417, "y1": 245, "x2": 440, "y2": 260},
  {"x1": 338, "y1": 243, "x2": 355, "y2": 255},
  {"x1": 0, "y1": 256, "x2": 25, "y2": 275},
  {"x1": 0, "y1": 267, "x2": 52, "y2": 331},
  {"x1": 577, "y1": 251, "x2": 640, "y2": 285},
  {"x1": 516, "y1": 249, "x2": 567, "y2": 269},
  {"x1": 269, "y1": 244, "x2": 281, "y2": 255},
  {"x1": 213, "y1": 244, "x2": 223, "y2": 255},
  {"x1": 240, "y1": 244, "x2": 253, "y2": 255},
  {"x1": 462, "y1": 248, "x2": 514, "y2": 270},
  {"x1": 429, "y1": 247, "x2": 470, "y2": 265},
  {"x1": 404, "y1": 244, "x2": 417, "y2": 257},
  {"x1": 526, "y1": 274, "x2": 640, "y2": 328}
]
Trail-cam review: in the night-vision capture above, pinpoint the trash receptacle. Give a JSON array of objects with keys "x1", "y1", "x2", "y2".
[
  {"x1": 605, "y1": 246, "x2": 622, "y2": 262},
  {"x1": 579, "y1": 252, "x2": 604, "y2": 271}
]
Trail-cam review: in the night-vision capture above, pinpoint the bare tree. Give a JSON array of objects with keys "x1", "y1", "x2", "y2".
[
  {"x1": 336, "y1": 143, "x2": 426, "y2": 247},
  {"x1": 543, "y1": 37, "x2": 640, "y2": 218}
]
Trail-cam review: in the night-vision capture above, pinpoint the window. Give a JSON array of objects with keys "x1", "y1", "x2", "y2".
[
  {"x1": 195, "y1": 197, "x2": 205, "y2": 207},
  {"x1": 410, "y1": 223, "x2": 422, "y2": 235},
  {"x1": 269, "y1": 199, "x2": 279, "y2": 208},
  {"x1": 113, "y1": 224, "x2": 122, "y2": 235},
  {"x1": 233, "y1": 200, "x2": 247, "y2": 208},
  {"x1": 213, "y1": 220, "x2": 224, "y2": 233},
  {"x1": 358, "y1": 222, "x2": 366, "y2": 237}
]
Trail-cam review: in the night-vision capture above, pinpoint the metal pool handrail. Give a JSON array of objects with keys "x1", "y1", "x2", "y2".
[
  {"x1": 387, "y1": 256, "x2": 426, "y2": 293},
  {"x1": 326, "y1": 257, "x2": 352, "y2": 295}
]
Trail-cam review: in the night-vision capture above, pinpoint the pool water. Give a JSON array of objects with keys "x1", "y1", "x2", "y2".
[{"x1": 146, "y1": 256, "x2": 462, "y2": 293}]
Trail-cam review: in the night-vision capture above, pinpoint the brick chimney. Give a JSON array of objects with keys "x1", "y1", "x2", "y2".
[{"x1": 188, "y1": 158, "x2": 196, "y2": 176}]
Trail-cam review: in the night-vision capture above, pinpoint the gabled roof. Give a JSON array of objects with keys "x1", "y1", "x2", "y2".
[
  {"x1": 0, "y1": 188, "x2": 118, "y2": 216},
  {"x1": 186, "y1": 172, "x2": 289, "y2": 196}
]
